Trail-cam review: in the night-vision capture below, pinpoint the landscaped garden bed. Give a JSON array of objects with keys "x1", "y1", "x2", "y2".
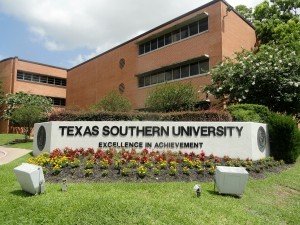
[{"x1": 28, "y1": 148, "x2": 288, "y2": 183}]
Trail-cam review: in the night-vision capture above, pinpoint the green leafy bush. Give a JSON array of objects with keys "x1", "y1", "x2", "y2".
[
  {"x1": 205, "y1": 44, "x2": 300, "y2": 115},
  {"x1": 49, "y1": 110, "x2": 231, "y2": 122},
  {"x1": 228, "y1": 104, "x2": 271, "y2": 123},
  {"x1": 268, "y1": 113, "x2": 300, "y2": 163},
  {"x1": 10, "y1": 105, "x2": 45, "y2": 139},
  {"x1": 145, "y1": 83, "x2": 198, "y2": 112},
  {"x1": 3, "y1": 92, "x2": 52, "y2": 119},
  {"x1": 90, "y1": 91, "x2": 131, "y2": 112}
]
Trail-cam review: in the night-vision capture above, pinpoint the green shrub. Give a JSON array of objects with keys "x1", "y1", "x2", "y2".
[
  {"x1": 91, "y1": 91, "x2": 131, "y2": 112},
  {"x1": 10, "y1": 105, "x2": 45, "y2": 139},
  {"x1": 268, "y1": 113, "x2": 300, "y2": 163},
  {"x1": 145, "y1": 83, "x2": 198, "y2": 112},
  {"x1": 228, "y1": 104, "x2": 271, "y2": 123},
  {"x1": 49, "y1": 110, "x2": 231, "y2": 122}
]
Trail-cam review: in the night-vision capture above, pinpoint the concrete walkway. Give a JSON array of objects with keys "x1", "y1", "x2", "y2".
[{"x1": 0, "y1": 147, "x2": 32, "y2": 165}]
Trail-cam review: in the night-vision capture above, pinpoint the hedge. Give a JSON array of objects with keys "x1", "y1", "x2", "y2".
[
  {"x1": 268, "y1": 113, "x2": 300, "y2": 164},
  {"x1": 228, "y1": 103, "x2": 300, "y2": 163},
  {"x1": 48, "y1": 110, "x2": 232, "y2": 122},
  {"x1": 228, "y1": 104, "x2": 271, "y2": 123}
]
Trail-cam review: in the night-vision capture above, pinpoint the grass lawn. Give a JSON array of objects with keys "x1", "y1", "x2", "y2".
[
  {"x1": 0, "y1": 135, "x2": 299, "y2": 224},
  {"x1": 0, "y1": 134, "x2": 33, "y2": 150}
]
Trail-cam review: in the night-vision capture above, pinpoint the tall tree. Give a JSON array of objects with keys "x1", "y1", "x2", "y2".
[
  {"x1": 253, "y1": 0, "x2": 300, "y2": 52},
  {"x1": 235, "y1": 5, "x2": 253, "y2": 22}
]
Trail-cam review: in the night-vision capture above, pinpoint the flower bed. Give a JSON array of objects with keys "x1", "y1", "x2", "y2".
[{"x1": 27, "y1": 148, "x2": 286, "y2": 183}]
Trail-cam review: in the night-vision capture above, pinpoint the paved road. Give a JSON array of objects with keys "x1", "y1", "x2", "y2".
[{"x1": 0, "y1": 147, "x2": 32, "y2": 165}]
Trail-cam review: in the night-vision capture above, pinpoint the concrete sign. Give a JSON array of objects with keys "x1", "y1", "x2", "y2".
[{"x1": 33, "y1": 121, "x2": 269, "y2": 160}]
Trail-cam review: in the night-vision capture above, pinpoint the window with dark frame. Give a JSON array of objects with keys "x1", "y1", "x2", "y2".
[
  {"x1": 190, "y1": 62, "x2": 199, "y2": 76},
  {"x1": 151, "y1": 74, "x2": 158, "y2": 85},
  {"x1": 172, "y1": 29, "x2": 181, "y2": 42},
  {"x1": 40, "y1": 76, "x2": 47, "y2": 83},
  {"x1": 151, "y1": 38, "x2": 158, "y2": 51},
  {"x1": 51, "y1": 97, "x2": 66, "y2": 106},
  {"x1": 181, "y1": 65, "x2": 190, "y2": 78},
  {"x1": 157, "y1": 73, "x2": 165, "y2": 83},
  {"x1": 24, "y1": 74, "x2": 32, "y2": 81},
  {"x1": 145, "y1": 42, "x2": 151, "y2": 53},
  {"x1": 16, "y1": 71, "x2": 66, "y2": 87},
  {"x1": 189, "y1": 21, "x2": 199, "y2": 36},
  {"x1": 158, "y1": 36, "x2": 165, "y2": 48},
  {"x1": 32, "y1": 75, "x2": 40, "y2": 82},
  {"x1": 138, "y1": 59, "x2": 209, "y2": 88},
  {"x1": 164, "y1": 33, "x2": 172, "y2": 45},
  {"x1": 199, "y1": 17, "x2": 208, "y2": 33},
  {"x1": 139, "y1": 44, "x2": 145, "y2": 55},
  {"x1": 144, "y1": 75, "x2": 151, "y2": 86},
  {"x1": 17, "y1": 73, "x2": 24, "y2": 80},
  {"x1": 165, "y1": 70, "x2": 173, "y2": 81},
  {"x1": 173, "y1": 67, "x2": 181, "y2": 80},
  {"x1": 138, "y1": 17, "x2": 208, "y2": 55},
  {"x1": 181, "y1": 26, "x2": 189, "y2": 39}
]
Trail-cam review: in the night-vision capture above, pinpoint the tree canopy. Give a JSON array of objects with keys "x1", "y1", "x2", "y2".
[
  {"x1": 207, "y1": 1, "x2": 300, "y2": 115},
  {"x1": 205, "y1": 44, "x2": 300, "y2": 115},
  {"x1": 2, "y1": 92, "x2": 52, "y2": 119}
]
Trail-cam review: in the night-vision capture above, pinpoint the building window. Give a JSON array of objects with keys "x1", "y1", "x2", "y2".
[
  {"x1": 165, "y1": 33, "x2": 172, "y2": 45},
  {"x1": 139, "y1": 44, "x2": 145, "y2": 55},
  {"x1": 151, "y1": 39, "x2": 158, "y2": 51},
  {"x1": 165, "y1": 70, "x2": 172, "y2": 81},
  {"x1": 173, "y1": 67, "x2": 181, "y2": 80},
  {"x1": 181, "y1": 26, "x2": 189, "y2": 39},
  {"x1": 181, "y1": 65, "x2": 189, "y2": 78},
  {"x1": 199, "y1": 17, "x2": 208, "y2": 33},
  {"x1": 144, "y1": 75, "x2": 151, "y2": 86},
  {"x1": 50, "y1": 97, "x2": 66, "y2": 106},
  {"x1": 17, "y1": 72, "x2": 24, "y2": 80},
  {"x1": 158, "y1": 36, "x2": 165, "y2": 48},
  {"x1": 138, "y1": 58, "x2": 209, "y2": 88},
  {"x1": 189, "y1": 21, "x2": 199, "y2": 36},
  {"x1": 47, "y1": 77, "x2": 54, "y2": 84},
  {"x1": 145, "y1": 42, "x2": 151, "y2": 53},
  {"x1": 16, "y1": 71, "x2": 67, "y2": 87},
  {"x1": 190, "y1": 62, "x2": 199, "y2": 76},
  {"x1": 139, "y1": 17, "x2": 208, "y2": 55},
  {"x1": 172, "y1": 29, "x2": 181, "y2": 42},
  {"x1": 157, "y1": 73, "x2": 165, "y2": 83}
]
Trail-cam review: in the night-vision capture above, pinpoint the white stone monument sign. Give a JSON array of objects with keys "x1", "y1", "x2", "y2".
[{"x1": 33, "y1": 121, "x2": 269, "y2": 160}]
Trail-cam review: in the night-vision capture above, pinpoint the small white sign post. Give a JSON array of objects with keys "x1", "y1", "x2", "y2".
[{"x1": 33, "y1": 121, "x2": 269, "y2": 160}]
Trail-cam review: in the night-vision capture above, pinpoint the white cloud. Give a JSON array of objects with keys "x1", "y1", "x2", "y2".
[
  {"x1": 0, "y1": 0, "x2": 263, "y2": 65},
  {"x1": 0, "y1": 54, "x2": 3, "y2": 60}
]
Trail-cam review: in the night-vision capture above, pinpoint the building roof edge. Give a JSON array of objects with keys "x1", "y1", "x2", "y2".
[
  {"x1": 70, "y1": 0, "x2": 252, "y2": 71},
  {"x1": 18, "y1": 58, "x2": 67, "y2": 71}
]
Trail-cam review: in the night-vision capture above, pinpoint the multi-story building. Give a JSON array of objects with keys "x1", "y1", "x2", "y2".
[
  {"x1": 0, "y1": 0, "x2": 257, "y2": 133},
  {"x1": 0, "y1": 57, "x2": 67, "y2": 133},
  {"x1": 67, "y1": 0, "x2": 256, "y2": 109}
]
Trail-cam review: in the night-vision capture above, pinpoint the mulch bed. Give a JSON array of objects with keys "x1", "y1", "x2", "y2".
[{"x1": 45, "y1": 164, "x2": 290, "y2": 183}]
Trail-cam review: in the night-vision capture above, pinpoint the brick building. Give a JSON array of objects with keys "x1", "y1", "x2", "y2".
[
  {"x1": 0, "y1": 0, "x2": 256, "y2": 133},
  {"x1": 0, "y1": 57, "x2": 67, "y2": 133},
  {"x1": 67, "y1": 0, "x2": 256, "y2": 109}
]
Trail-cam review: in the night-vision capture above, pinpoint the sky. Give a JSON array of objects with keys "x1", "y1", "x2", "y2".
[{"x1": 0, "y1": 0, "x2": 263, "y2": 68}]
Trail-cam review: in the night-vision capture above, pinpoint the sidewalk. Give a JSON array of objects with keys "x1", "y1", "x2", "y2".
[{"x1": 0, "y1": 147, "x2": 32, "y2": 165}]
